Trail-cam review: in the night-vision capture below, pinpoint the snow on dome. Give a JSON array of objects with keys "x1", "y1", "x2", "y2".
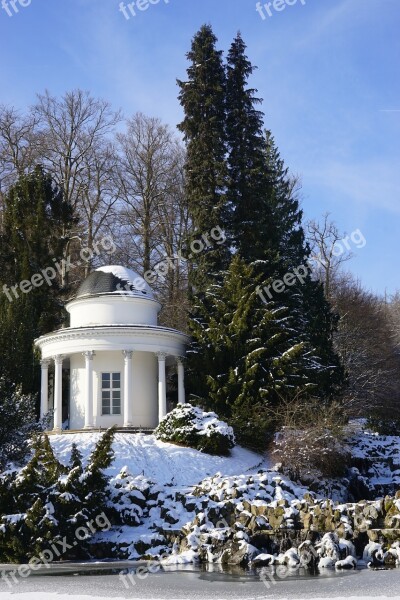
[
  {"x1": 75, "y1": 265, "x2": 155, "y2": 300},
  {"x1": 96, "y1": 266, "x2": 154, "y2": 298}
]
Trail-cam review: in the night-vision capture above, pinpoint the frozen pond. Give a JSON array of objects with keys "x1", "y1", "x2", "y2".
[{"x1": 1, "y1": 563, "x2": 400, "y2": 599}]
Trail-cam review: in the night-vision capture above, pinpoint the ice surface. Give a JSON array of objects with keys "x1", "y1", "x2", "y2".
[{"x1": 1, "y1": 568, "x2": 400, "y2": 599}]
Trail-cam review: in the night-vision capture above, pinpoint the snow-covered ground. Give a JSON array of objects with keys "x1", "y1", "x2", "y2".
[{"x1": 50, "y1": 432, "x2": 271, "y2": 487}]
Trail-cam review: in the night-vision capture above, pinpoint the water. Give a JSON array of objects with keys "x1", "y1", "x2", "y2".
[{"x1": 1, "y1": 562, "x2": 400, "y2": 599}]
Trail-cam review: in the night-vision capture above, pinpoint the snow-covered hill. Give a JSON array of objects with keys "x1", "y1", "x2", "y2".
[
  {"x1": 47, "y1": 428, "x2": 400, "y2": 568},
  {"x1": 50, "y1": 432, "x2": 271, "y2": 487},
  {"x1": 3, "y1": 425, "x2": 400, "y2": 569}
]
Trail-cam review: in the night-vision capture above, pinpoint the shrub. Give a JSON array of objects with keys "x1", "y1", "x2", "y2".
[
  {"x1": 0, "y1": 429, "x2": 116, "y2": 563},
  {"x1": 0, "y1": 377, "x2": 47, "y2": 469},
  {"x1": 154, "y1": 404, "x2": 235, "y2": 456},
  {"x1": 366, "y1": 414, "x2": 400, "y2": 436},
  {"x1": 271, "y1": 396, "x2": 350, "y2": 481}
]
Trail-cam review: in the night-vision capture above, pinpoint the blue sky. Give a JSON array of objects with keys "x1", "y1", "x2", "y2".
[{"x1": 1, "y1": 0, "x2": 399, "y2": 295}]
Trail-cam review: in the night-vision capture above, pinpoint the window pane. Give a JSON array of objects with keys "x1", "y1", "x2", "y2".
[
  {"x1": 102, "y1": 393, "x2": 111, "y2": 414},
  {"x1": 102, "y1": 373, "x2": 110, "y2": 388},
  {"x1": 112, "y1": 373, "x2": 121, "y2": 386},
  {"x1": 112, "y1": 403, "x2": 121, "y2": 415},
  {"x1": 113, "y1": 391, "x2": 121, "y2": 401}
]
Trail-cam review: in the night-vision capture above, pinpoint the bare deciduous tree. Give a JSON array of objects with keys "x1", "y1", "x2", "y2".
[
  {"x1": 0, "y1": 105, "x2": 40, "y2": 193},
  {"x1": 307, "y1": 213, "x2": 353, "y2": 298},
  {"x1": 116, "y1": 113, "x2": 190, "y2": 329},
  {"x1": 386, "y1": 292, "x2": 400, "y2": 351},
  {"x1": 331, "y1": 275, "x2": 400, "y2": 416},
  {"x1": 33, "y1": 90, "x2": 122, "y2": 285},
  {"x1": 77, "y1": 140, "x2": 121, "y2": 276}
]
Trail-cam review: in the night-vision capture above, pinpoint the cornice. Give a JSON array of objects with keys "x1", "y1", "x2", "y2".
[{"x1": 34, "y1": 325, "x2": 191, "y2": 348}]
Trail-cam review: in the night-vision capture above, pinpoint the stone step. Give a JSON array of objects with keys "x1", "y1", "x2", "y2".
[{"x1": 45, "y1": 427, "x2": 154, "y2": 435}]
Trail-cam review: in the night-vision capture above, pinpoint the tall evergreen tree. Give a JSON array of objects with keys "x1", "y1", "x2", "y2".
[
  {"x1": 190, "y1": 255, "x2": 315, "y2": 449},
  {"x1": 181, "y1": 29, "x2": 344, "y2": 440},
  {"x1": 225, "y1": 34, "x2": 343, "y2": 398},
  {"x1": 177, "y1": 24, "x2": 230, "y2": 293},
  {"x1": 0, "y1": 165, "x2": 73, "y2": 396},
  {"x1": 225, "y1": 33, "x2": 268, "y2": 259},
  {"x1": 261, "y1": 131, "x2": 344, "y2": 396}
]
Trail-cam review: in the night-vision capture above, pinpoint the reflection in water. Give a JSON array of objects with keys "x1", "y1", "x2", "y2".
[
  {"x1": 163, "y1": 562, "x2": 360, "y2": 583},
  {"x1": 24, "y1": 560, "x2": 361, "y2": 583}
]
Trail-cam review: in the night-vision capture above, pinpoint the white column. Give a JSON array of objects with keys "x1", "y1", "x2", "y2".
[
  {"x1": 83, "y1": 351, "x2": 95, "y2": 429},
  {"x1": 177, "y1": 357, "x2": 186, "y2": 405},
  {"x1": 40, "y1": 359, "x2": 51, "y2": 419},
  {"x1": 123, "y1": 350, "x2": 133, "y2": 427},
  {"x1": 53, "y1": 355, "x2": 63, "y2": 432},
  {"x1": 157, "y1": 352, "x2": 167, "y2": 423}
]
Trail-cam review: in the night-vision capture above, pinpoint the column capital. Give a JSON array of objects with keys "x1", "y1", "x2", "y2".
[
  {"x1": 83, "y1": 351, "x2": 95, "y2": 361},
  {"x1": 122, "y1": 350, "x2": 133, "y2": 360},
  {"x1": 53, "y1": 355, "x2": 64, "y2": 365},
  {"x1": 156, "y1": 352, "x2": 168, "y2": 361},
  {"x1": 176, "y1": 356, "x2": 186, "y2": 366},
  {"x1": 41, "y1": 358, "x2": 51, "y2": 368}
]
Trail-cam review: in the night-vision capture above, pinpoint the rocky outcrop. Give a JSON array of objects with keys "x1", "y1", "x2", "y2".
[
  {"x1": 89, "y1": 428, "x2": 400, "y2": 568},
  {"x1": 156, "y1": 473, "x2": 400, "y2": 569}
]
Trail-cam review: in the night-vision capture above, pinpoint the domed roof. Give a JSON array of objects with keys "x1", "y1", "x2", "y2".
[{"x1": 75, "y1": 266, "x2": 155, "y2": 300}]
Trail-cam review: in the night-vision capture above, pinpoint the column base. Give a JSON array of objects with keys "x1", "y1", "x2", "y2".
[{"x1": 84, "y1": 424, "x2": 95, "y2": 430}]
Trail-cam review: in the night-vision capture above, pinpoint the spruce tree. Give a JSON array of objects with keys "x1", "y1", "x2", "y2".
[
  {"x1": 261, "y1": 131, "x2": 344, "y2": 396},
  {"x1": 14, "y1": 434, "x2": 66, "y2": 506},
  {"x1": 0, "y1": 430, "x2": 116, "y2": 562},
  {"x1": 0, "y1": 378, "x2": 43, "y2": 469},
  {"x1": 191, "y1": 255, "x2": 318, "y2": 449},
  {"x1": 49, "y1": 443, "x2": 89, "y2": 555},
  {"x1": 180, "y1": 29, "x2": 344, "y2": 443},
  {"x1": 177, "y1": 24, "x2": 230, "y2": 293},
  {"x1": 225, "y1": 33, "x2": 268, "y2": 259},
  {"x1": 0, "y1": 165, "x2": 73, "y2": 396},
  {"x1": 225, "y1": 35, "x2": 343, "y2": 399},
  {"x1": 80, "y1": 427, "x2": 115, "y2": 518}
]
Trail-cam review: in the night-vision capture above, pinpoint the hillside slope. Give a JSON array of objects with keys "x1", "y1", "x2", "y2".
[{"x1": 50, "y1": 432, "x2": 271, "y2": 487}]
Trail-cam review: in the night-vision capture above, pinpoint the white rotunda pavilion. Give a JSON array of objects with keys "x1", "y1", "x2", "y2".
[{"x1": 35, "y1": 266, "x2": 189, "y2": 432}]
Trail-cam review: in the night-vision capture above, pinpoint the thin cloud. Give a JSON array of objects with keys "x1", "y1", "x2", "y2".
[{"x1": 307, "y1": 160, "x2": 400, "y2": 215}]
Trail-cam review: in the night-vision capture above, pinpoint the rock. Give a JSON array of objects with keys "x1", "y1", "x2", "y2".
[
  {"x1": 318, "y1": 557, "x2": 335, "y2": 569},
  {"x1": 298, "y1": 540, "x2": 319, "y2": 569},
  {"x1": 252, "y1": 553, "x2": 274, "y2": 566},
  {"x1": 249, "y1": 532, "x2": 274, "y2": 552},
  {"x1": 302, "y1": 513, "x2": 313, "y2": 530},
  {"x1": 280, "y1": 548, "x2": 300, "y2": 568},
  {"x1": 363, "y1": 542, "x2": 385, "y2": 565},
  {"x1": 384, "y1": 551, "x2": 397, "y2": 567},
  {"x1": 317, "y1": 532, "x2": 341, "y2": 562},
  {"x1": 335, "y1": 555, "x2": 357, "y2": 570},
  {"x1": 219, "y1": 541, "x2": 253, "y2": 566},
  {"x1": 250, "y1": 503, "x2": 268, "y2": 517},
  {"x1": 236, "y1": 512, "x2": 252, "y2": 527},
  {"x1": 267, "y1": 507, "x2": 285, "y2": 530}
]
